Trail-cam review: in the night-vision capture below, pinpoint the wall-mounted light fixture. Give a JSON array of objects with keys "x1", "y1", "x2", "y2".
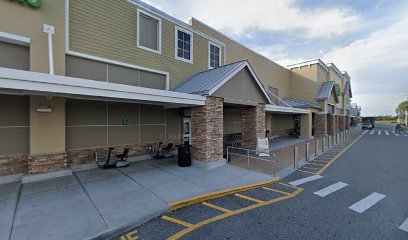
[{"x1": 36, "y1": 106, "x2": 52, "y2": 113}]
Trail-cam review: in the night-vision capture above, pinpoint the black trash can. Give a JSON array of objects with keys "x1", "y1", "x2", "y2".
[{"x1": 177, "y1": 145, "x2": 191, "y2": 167}]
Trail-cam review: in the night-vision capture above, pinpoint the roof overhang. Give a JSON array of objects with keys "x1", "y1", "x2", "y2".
[
  {"x1": 265, "y1": 104, "x2": 310, "y2": 114},
  {"x1": 0, "y1": 67, "x2": 206, "y2": 106}
]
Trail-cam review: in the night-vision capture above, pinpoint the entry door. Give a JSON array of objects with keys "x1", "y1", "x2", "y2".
[{"x1": 183, "y1": 118, "x2": 191, "y2": 146}]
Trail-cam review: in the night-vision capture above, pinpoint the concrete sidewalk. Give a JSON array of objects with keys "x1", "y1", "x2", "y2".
[{"x1": 0, "y1": 158, "x2": 273, "y2": 240}]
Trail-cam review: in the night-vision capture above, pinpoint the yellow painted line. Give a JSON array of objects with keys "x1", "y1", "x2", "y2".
[
  {"x1": 278, "y1": 182, "x2": 303, "y2": 190},
  {"x1": 169, "y1": 178, "x2": 280, "y2": 210},
  {"x1": 202, "y1": 202, "x2": 233, "y2": 213},
  {"x1": 235, "y1": 193, "x2": 265, "y2": 203},
  {"x1": 312, "y1": 160, "x2": 330, "y2": 163},
  {"x1": 120, "y1": 230, "x2": 139, "y2": 240},
  {"x1": 298, "y1": 169, "x2": 318, "y2": 174},
  {"x1": 161, "y1": 216, "x2": 194, "y2": 228},
  {"x1": 316, "y1": 131, "x2": 367, "y2": 175},
  {"x1": 167, "y1": 188, "x2": 303, "y2": 240},
  {"x1": 302, "y1": 166, "x2": 320, "y2": 170},
  {"x1": 262, "y1": 186, "x2": 290, "y2": 195},
  {"x1": 307, "y1": 162, "x2": 325, "y2": 166}
]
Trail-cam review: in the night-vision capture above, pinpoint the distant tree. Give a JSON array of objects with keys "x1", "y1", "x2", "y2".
[{"x1": 396, "y1": 98, "x2": 408, "y2": 114}]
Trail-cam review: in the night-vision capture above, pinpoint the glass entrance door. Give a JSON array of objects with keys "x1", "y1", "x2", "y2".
[{"x1": 183, "y1": 118, "x2": 191, "y2": 146}]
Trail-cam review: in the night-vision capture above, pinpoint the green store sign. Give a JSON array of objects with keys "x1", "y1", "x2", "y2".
[
  {"x1": 17, "y1": 0, "x2": 43, "y2": 8},
  {"x1": 334, "y1": 83, "x2": 341, "y2": 96}
]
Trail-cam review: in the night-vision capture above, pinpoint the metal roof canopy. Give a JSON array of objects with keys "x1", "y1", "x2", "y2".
[
  {"x1": 173, "y1": 60, "x2": 272, "y2": 104},
  {"x1": 265, "y1": 104, "x2": 310, "y2": 114},
  {"x1": 280, "y1": 97, "x2": 320, "y2": 109},
  {"x1": 0, "y1": 67, "x2": 206, "y2": 107},
  {"x1": 316, "y1": 81, "x2": 339, "y2": 103}
]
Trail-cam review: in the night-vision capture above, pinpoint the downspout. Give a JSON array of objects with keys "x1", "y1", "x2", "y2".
[{"x1": 43, "y1": 24, "x2": 55, "y2": 75}]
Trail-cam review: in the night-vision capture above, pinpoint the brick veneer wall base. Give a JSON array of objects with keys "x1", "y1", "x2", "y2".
[
  {"x1": 28, "y1": 152, "x2": 68, "y2": 174},
  {"x1": 191, "y1": 96, "x2": 224, "y2": 163},
  {"x1": 241, "y1": 104, "x2": 266, "y2": 149},
  {"x1": 0, "y1": 155, "x2": 28, "y2": 176}
]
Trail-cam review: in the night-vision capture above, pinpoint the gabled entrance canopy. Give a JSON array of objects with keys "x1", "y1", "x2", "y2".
[
  {"x1": 173, "y1": 60, "x2": 272, "y2": 106},
  {"x1": 316, "y1": 81, "x2": 339, "y2": 103}
]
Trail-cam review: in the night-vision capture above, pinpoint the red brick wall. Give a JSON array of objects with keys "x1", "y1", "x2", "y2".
[
  {"x1": 327, "y1": 114, "x2": 336, "y2": 134},
  {"x1": 339, "y1": 116, "x2": 346, "y2": 131},
  {"x1": 314, "y1": 113, "x2": 327, "y2": 135}
]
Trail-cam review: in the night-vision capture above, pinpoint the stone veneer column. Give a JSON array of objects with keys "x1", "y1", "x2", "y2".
[
  {"x1": 314, "y1": 113, "x2": 328, "y2": 136},
  {"x1": 327, "y1": 114, "x2": 336, "y2": 134},
  {"x1": 241, "y1": 104, "x2": 266, "y2": 149},
  {"x1": 338, "y1": 116, "x2": 346, "y2": 131},
  {"x1": 191, "y1": 96, "x2": 224, "y2": 163}
]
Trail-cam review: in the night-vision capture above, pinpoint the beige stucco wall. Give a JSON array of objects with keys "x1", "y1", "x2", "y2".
[
  {"x1": 189, "y1": 19, "x2": 291, "y2": 98},
  {"x1": 269, "y1": 114, "x2": 294, "y2": 136},
  {"x1": 69, "y1": 0, "x2": 223, "y2": 88},
  {"x1": 30, "y1": 96, "x2": 66, "y2": 154},
  {"x1": 0, "y1": 0, "x2": 66, "y2": 75},
  {"x1": 289, "y1": 65, "x2": 320, "y2": 104},
  {"x1": 65, "y1": 99, "x2": 182, "y2": 151},
  {"x1": 223, "y1": 107, "x2": 242, "y2": 135},
  {"x1": 213, "y1": 67, "x2": 268, "y2": 105},
  {"x1": 0, "y1": 0, "x2": 67, "y2": 155}
]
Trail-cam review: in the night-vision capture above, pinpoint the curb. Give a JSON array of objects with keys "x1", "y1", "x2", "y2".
[{"x1": 169, "y1": 178, "x2": 280, "y2": 211}]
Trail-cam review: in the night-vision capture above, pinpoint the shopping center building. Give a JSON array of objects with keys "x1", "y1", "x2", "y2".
[{"x1": 0, "y1": 0, "x2": 356, "y2": 178}]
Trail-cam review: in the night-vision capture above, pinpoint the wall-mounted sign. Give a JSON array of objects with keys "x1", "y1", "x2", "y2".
[
  {"x1": 334, "y1": 84, "x2": 341, "y2": 96},
  {"x1": 17, "y1": 0, "x2": 43, "y2": 9},
  {"x1": 121, "y1": 115, "x2": 129, "y2": 126}
]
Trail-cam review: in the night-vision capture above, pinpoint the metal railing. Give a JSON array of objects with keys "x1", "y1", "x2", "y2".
[{"x1": 227, "y1": 146, "x2": 276, "y2": 175}]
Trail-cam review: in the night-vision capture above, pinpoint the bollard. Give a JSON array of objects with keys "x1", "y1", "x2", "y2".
[
  {"x1": 294, "y1": 146, "x2": 299, "y2": 169},
  {"x1": 322, "y1": 137, "x2": 326, "y2": 152},
  {"x1": 306, "y1": 143, "x2": 310, "y2": 162},
  {"x1": 315, "y1": 140, "x2": 320, "y2": 156},
  {"x1": 328, "y1": 135, "x2": 332, "y2": 148}
]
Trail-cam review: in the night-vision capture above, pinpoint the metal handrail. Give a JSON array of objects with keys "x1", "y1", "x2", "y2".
[{"x1": 227, "y1": 146, "x2": 276, "y2": 175}]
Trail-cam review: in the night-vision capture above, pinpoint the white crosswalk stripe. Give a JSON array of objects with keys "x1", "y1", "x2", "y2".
[
  {"x1": 385, "y1": 130, "x2": 389, "y2": 136},
  {"x1": 378, "y1": 130, "x2": 381, "y2": 135},
  {"x1": 399, "y1": 217, "x2": 408, "y2": 232},
  {"x1": 314, "y1": 182, "x2": 348, "y2": 197},
  {"x1": 289, "y1": 175, "x2": 323, "y2": 186},
  {"x1": 349, "y1": 192, "x2": 386, "y2": 213},
  {"x1": 370, "y1": 130, "x2": 375, "y2": 135}
]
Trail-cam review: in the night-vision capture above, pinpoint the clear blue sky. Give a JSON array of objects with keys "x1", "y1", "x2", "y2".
[{"x1": 144, "y1": 0, "x2": 408, "y2": 116}]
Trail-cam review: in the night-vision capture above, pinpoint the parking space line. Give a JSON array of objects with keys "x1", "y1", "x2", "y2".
[
  {"x1": 202, "y1": 202, "x2": 233, "y2": 213},
  {"x1": 307, "y1": 162, "x2": 326, "y2": 166},
  {"x1": 302, "y1": 166, "x2": 320, "y2": 170},
  {"x1": 161, "y1": 216, "x2": 194, "y2": 228},
  {"x1": 235, "y1": 193, "x2": 265, "y2": 203},
  {"x1": 289, "y1": 175, "x2": 323, "y2": 186},
  {"x1": 279, "y1": 182, "x2": 303, "y2": 190},
  {"x1": 314, "y1": 182, "x2": 348, "y2": 197},
  {"x1": 312, "y1": 159, "x2": 330, "y2": 163},
  {"x1": 349, "y1": 192, "x2": 386, "y2": 213},
  {"x1": 298, "y1": 169, "x2": 319, "y2": 174},
  {"x1": 262, "y1": 186, "x2": 290, "y2": 195},
  {"x1": 399, "y1": 217, "x2": 408, "y2": 232},
  {"x1": 167, "y1": 186, "x2": 303, "y2": 240}
]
